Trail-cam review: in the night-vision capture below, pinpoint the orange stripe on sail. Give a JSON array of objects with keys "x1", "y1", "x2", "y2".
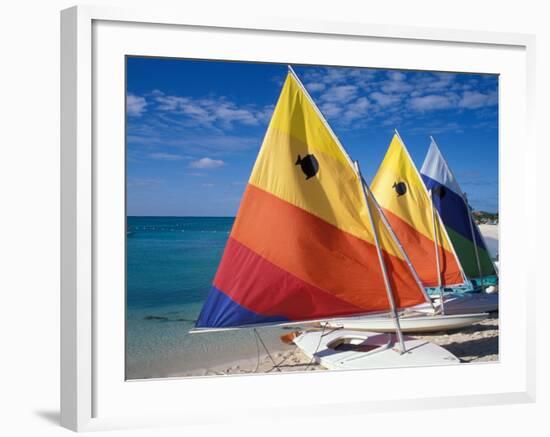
[
  {"x1": 382, "y1": 207, "x2": 464, "y2": 286},
  {"x1": 231, "y1": 184, "x2": 427, "y2": 311}
]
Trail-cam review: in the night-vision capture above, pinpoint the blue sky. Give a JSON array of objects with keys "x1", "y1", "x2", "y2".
[{"x1": 126, "y1": 57, "x2": 498, "y2": 215}]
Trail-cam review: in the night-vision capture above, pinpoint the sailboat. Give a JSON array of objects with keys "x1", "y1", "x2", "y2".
[
  {"x1": 192, "y1": 67, "x2": 460, "y2": 369},
  {"x1": 325, "y1": 132, "x2": 488, "y2": 332},
  {"x1": 418, "y1": 137, "x2": 498, "y2": 314}
]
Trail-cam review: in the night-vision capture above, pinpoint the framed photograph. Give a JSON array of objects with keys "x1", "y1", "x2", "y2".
[{"x1": 61, "y1": 5, "x2": 536, "y2": 432}]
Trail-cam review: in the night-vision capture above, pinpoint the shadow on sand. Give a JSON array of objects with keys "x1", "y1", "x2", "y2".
[{"x1": 443, "y1": 336, "x2": 499, "y2": 362}]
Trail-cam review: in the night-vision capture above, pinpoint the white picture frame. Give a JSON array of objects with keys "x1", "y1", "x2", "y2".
[{"x1": 60, "y1": 5, "x2": 536, "y2": 432}]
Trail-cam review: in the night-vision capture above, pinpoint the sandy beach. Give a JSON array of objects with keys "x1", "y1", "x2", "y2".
[{"x1": 478, "y1": 224, "x2": 499, "y2": 259}]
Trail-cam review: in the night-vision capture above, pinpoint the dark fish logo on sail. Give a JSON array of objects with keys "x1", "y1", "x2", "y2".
[
  {"x1": 295, "y1": 154, "x2": 319, "y2": 180},
  {"x1": 392, "y1": 181, "x2": 407, "y2": 197},
  {"x1": 432, "y1": 185, "x2": 447, "y2": 198}
]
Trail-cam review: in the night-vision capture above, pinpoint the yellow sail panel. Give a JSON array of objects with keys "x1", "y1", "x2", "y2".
[
  {"x1": 371, "y1": 133, "x2": 464, "y2": 286},
  {"x1": 267, "y1": 73, "x2": 350, "y2": 166},
  {"x1": 249, "y1": 73, "x2": 400, "y2": 258}
]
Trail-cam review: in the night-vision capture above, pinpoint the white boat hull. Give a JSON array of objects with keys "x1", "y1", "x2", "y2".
[
  {"x1": 435, "y1": 293, "x2": 498, "y2": 315},
  {"x1": 325, "y1": 312, "x2": 488, "y2": 333},
  {"x1": 415, "y1": 292, "x2": 498, "y2": 315},
  {"x1": 294, "y1": 329, "x2": 460, "y2": 370}
]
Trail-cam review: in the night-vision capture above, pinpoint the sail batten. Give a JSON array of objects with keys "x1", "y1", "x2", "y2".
[{"x1": 196, "y1": 73, "x2": 427, "y2": 329}]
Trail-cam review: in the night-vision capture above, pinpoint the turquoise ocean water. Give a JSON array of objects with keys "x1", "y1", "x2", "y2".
[
  {"x1": 126, "y1": 216, "x2": 295, "y2": 379},
  {"x1": 127, "y1": 216, "x2": 231, "y2": 312}
]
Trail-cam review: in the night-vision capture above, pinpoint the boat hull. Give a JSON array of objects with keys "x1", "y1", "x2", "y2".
[
  {"x1": 294, "y1": 329, "x2": 460, "y2": 370},
  {"x1": 325, "y1": 312, "x2": 488, "y2": 333},
  {"x1": 440, "y1": 293, "x2": 498, "y2": 314},
  {"x1": 415, "y1": 292, "x2": 498, "y2": 315}
]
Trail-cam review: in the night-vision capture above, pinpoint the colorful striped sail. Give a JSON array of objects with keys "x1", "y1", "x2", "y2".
[
  {"x1": 371, "y1": 133, "x2": 466, "y2": 288},
  {"x1": 420, "y1": 138, "x2": 497, "y2": 279},
  {"x1": 195, "y1": 73, "x2": 428, "y2": 329}
]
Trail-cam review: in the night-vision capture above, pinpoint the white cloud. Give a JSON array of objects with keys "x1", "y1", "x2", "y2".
[
  {"x1": 381, "y1": 80, "x2": 413, "y2": 94},
  {"x1": 149, "y1": 152, "x2": 186, "y2": 161},
  {"x1": 458, "y1": 91, "x2": 498, "y2": 109},
  {"x1": 342, "y1": 97, "x2": 371, "y2": 122},
  {"x1": 322, "y1": 69, "x2": 350, "y2": 84},
  {"x1": 381, "y1": 115, "x2": 403, "y2": 127},
  {"x1": 409, "y1": 94, "x2": 455, "y2": 111},
  {"x1": 409, "y1": 122, "x2": 463, "y2": 135},
  {"x1": 127, "y1": 94, "x2": 147, "y2": 116},
  {"x1": 215, "y1": 105, "x2": 257, "y2": 125},
  {"x1": 321, "y1": 85, "x2": 358, "y2": 103},
  {"x1": 128, "y1": 68, "x2": 497, "y2": 151},
  {"x1": 305, "y1": 82, "x2": 326, "y2": 92},
  {"x1": 425, "y1": 73, "x2": 457, "y2": 91},
  {"x1": 190, "y1": 157, "x2": 226, "y2": 169},
  {"x1": 127, "y1": 178, "x2": 162, "y2": 188},
  {"x1": 370, "y1": 92, "x2": 401, "y2": 107},
  {"x1": 316, "y1": 85, "x2": 361, "y2": 121},
  {"x1": 320, "y1": 102, "x2": 343, "y2": 118},
  {"x1": 302, "y1": 67, "x2": 376, "y2": 91},
  {"x1": 151, "y1": 91, "x2": 270, "y2": 128},
  {"x1": 387, "y1": 71, "x2": 406, "y2": 81}
]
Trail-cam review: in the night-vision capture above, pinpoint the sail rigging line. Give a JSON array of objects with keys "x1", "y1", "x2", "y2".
[
  {"x1": 253, "y1": 328, "x2": 281, "y2": 372},
  {"x1": 429, "y1": 189, "x2": 446, "y2": 315},
  {"x1": 356, "y1": 161, "x2": 407, "y2": 354},
  {"x1": 253, "y1": 328, "x2": 262, "y2": 373},
  {"x1": 265, "y1": 344, "x2": 297, "y2": 373},
  {"x1": 304, "y1": 322, "x2": 328, "y2": 371}
]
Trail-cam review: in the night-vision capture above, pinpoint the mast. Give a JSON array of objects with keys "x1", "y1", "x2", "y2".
[
  {"x1": 429, "y1": 189, "x2": 445, "y2": 315},
  {"x1": 463, "y1": 192, "x2": 484, "y2": 288},
  {"x1": 355, "y1": 161, "x2": 407, "y2": 354}
]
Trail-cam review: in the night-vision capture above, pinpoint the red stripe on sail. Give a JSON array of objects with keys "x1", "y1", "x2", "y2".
[
  {"x1": 381, "y1": 207, "x2": 463, "y2": 286},
  {"x1": 229, "y1": 184, "x2": 426, "y2": 310},
  {"x1": 214, "y1": 238, "x2": 369, "y2": 320}
]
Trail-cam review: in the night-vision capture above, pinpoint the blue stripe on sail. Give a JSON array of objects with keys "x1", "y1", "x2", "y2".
[
  {"x1": 421, "y1": 174, "x2": 487, "y2": 250},
  {"x1": 195, "y1": 286, "x2": 289, "y2": 328}
]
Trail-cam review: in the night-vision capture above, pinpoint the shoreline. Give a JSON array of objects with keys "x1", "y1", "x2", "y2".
[{"x1": 142, "y1": 314, "x2": 498, "y2": 379}]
